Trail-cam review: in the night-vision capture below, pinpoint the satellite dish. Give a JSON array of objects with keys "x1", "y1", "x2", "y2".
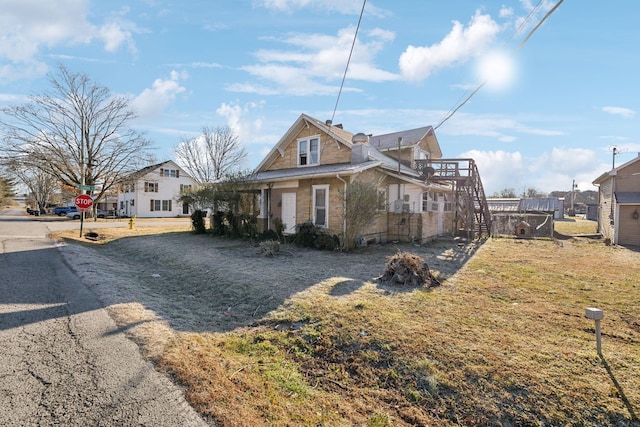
[{"x1": 423, "y1": 166, "x2": 435, "y2": 179}]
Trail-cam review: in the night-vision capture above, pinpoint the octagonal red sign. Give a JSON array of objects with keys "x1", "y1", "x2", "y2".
[{"x1": 74, "y1": 194, "x2": 93, "y2": 211}]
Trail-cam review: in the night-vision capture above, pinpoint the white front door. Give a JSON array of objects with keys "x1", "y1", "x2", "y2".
[{"x1": 281, "y1": 193, "x2": 297, "y2": 234}]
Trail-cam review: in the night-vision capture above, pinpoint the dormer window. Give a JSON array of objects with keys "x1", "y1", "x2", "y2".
[
  {"x1": 298, "y1": 136, "x2": 320, "y2": 166},
  {"x1": 416, "y1": 149, "x2": 429, "y2": 160}
]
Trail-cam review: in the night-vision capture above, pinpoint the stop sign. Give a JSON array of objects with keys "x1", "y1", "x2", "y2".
[{"x1": 74, "y1": 194, "x2": 93, "y2": 211}]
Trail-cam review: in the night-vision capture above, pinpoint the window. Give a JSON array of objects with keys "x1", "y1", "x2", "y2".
[
  {"x1": 180, "y1": 184, "x2": 192, "y2": 193},
  {"x1": 150, "y1": 199, "x2": 172, "y2": 211},
  {"x1": 145, "y1": 182, "x2": 158, "y2": 192},
  {"x1": 298, "y1": 136, "x2": 320, "y2": 166},
  {"x1": 422, "y1": 192, "x2": 452, "y2": 212},
  {"x1": 443, "y1": 193, "x2": 452, "y2": 212},
  {"x1": 160, "y1": 168, "x2": 179, "y2": 178},
  {"x1": 416, "y1": 149, "x2": 429, "y2": 160},
  {"x1": 312, "y1": 185, "x2": 329, "y2": 227}
]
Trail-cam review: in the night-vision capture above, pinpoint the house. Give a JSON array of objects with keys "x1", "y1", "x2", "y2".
[
  {"x1": 243, "y1": 113, "x2": 473, "y2": 246},
  {"x1": 117, "y1": 160, "x2": 197, "y2": 218},
  {"x1": 592, "y1": 154, "x2": 640, "y2": 246}
]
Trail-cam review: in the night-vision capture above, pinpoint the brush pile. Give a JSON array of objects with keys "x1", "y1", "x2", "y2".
[{"x1": 378, "y1": 251, "x2": 440, "y2": 287}]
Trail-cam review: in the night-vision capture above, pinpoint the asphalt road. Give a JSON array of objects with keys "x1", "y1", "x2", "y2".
[{"x1": 0, "y1": 207, "x2": 208, "y2": 426}]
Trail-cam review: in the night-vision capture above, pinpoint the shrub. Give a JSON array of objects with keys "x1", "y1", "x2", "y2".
[
  {"x1": 191, "y1": 209, "x2": 206, "y2": 234},
  {"x1": 212, "y1": 211, "x2": 227, "y2": 236},
  {"x1": 294, "y1": 221, "x2": 340, "y2": 251}
]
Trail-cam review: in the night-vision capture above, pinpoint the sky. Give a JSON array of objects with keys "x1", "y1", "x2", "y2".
[{"x1": 0, "y1": 0, "x2": 638, "y2": 196}]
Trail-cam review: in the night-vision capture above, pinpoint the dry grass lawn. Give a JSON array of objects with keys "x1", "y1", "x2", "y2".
[{"x1": 52, "y1": 219, "x2": 640, "y2": 427}]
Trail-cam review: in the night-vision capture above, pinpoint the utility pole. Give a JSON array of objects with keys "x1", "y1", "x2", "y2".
[{"x1": 568, "y1": 179, "x2": 578, "y2": 216}]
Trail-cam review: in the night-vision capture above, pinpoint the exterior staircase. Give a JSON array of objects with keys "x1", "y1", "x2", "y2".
[{"x1": 415, "y1": 158, "x2": 492, "y2": 239}]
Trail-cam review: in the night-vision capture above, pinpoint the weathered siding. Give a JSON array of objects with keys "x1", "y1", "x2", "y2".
[
  {"x1": 618, "y1": 205, "x2": 640, "y2": 246},
  {"x1": 597, "y1": 178, "x2": 615, "y2": 240},
  {"x1": 616, "y1": 161, "x2": 640, "y2": 192},
  {"x1": 267, "y1": 124, "x2": 351, "y2": 171}
]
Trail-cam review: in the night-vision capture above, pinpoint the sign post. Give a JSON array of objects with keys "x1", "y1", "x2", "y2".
[{"x1": 74, "y1": 194, "x2": 94, "y2": 237}]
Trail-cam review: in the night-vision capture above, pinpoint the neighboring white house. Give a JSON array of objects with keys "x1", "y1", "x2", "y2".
[{"x1": 117, "y1": 160, "x2": 196, "y2": 218}]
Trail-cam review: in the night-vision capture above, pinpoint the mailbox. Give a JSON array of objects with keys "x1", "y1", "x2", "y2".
[{"x1": 585, "y1": 307, "x2": 604, "y2": 320}]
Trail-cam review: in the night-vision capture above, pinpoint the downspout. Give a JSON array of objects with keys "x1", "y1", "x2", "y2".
[
  {"x1": 336, "y1": 174, "x2": 347, "y2": 244},
  {"x1": 267, "y1": 183, "x2": 274, "y2": 231},
  {"x1": 397, "y1": 137, "x2": 402, "y2": 201}
]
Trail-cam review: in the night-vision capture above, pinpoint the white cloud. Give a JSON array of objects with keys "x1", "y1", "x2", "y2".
[
  {"x1": 131, "y1": 71, "x2": 187, "y2": 119},
  {"x1": 439, "y1": 111, "x2": 563, "y2": 141},
  {"x1": 462, "y1": 146, "x2": 602, "y2": 195},
  {"x1": 0, "y1": 0, "x2": 91, "y2": 62},
  {"x1": 601, "y1": 106, "x2": 636, "y2": 119},
  {"x1": 546, "y1": 147, "x2": 598, "y2": 175},
  {"x1": 254, "y1": 0, "x2": 389, "y2": 17},
  {"x1": 399, "y1": 11, "x2": 501, "y2": 82},
  {"x1": 98, "y1": 19, "x2": 138, "y2": 54},
  {"x1": 233, "y1": 25, "x2": 397, "y2": 96},
  {"x1": 499, "y1": 7, "x2": 514, "y2": 18},
  {"x1": 216, "y1": 101, "x2": 280, "y2": 168},
  {"x1": 461, "y1": 150, "x2": 527, "y2": 195},
  {"x1": 0, "y1": 0, "x2": 139, "y2": 80}
]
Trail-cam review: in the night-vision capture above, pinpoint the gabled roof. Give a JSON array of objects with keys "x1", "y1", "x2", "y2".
[
  {"x1": 255, "y1": 114, "x2": 354, "y2": 172},
  {"x1": 593, "y1": 155, "x2": 640, "y2": 185},
  {"x1": 369, "y1": 126, "x2": 442, "y2": 158},
  {"x1": 126, "y1": 160, "x2": 192, "y2": 180},
  {"x1": 254, "y1": 113, "x2": 423, "y2": 179}
]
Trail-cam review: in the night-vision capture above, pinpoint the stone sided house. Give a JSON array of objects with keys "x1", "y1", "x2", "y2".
[
  {"x1": 244, "y1": 114, "x2": 490, "y2": 246},
  {"x1": 117, "y1": 160, "x2": 197, "y2": 218},
  {"x1": 592, "y1": 154, "x2": 640, "y2": 246}
]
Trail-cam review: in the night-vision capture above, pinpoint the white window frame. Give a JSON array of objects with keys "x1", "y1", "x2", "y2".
[
  {"x1": 422, "y1": 191, "x2": 453, "y2": 213},
  {"x1": 312, "y1": 184, "x2": 329, "y2": 228},
  {"x1": 298, "y1": 135, "x2": 320, "y2": 167}
]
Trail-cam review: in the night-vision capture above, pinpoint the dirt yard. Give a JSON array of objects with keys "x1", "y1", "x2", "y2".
[{"x1": 57, "y1": 233, "x2": 481, "y2": 358}]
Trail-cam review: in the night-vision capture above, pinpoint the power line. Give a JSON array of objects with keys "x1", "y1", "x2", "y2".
[
  {"x1": 331, "y1": 0, "x2": 367, "y2": 124},
  {"x1": 435, "y1": 0, "x2": 564, "y2": 130}
]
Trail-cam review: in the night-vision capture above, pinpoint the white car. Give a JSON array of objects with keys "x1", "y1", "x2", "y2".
[
  {"x1": 67, "y1": 209, "x2": 108, "y2": 220},
  {"x1": 66, "y1": 211, "x2": 83, "y2": 220}
]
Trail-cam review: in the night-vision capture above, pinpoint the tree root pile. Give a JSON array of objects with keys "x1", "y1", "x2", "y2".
[{"x1": 377, "y1": 251, "x2": 440, "y2": 287}]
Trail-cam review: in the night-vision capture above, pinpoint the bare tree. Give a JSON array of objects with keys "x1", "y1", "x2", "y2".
[
  {"x1": 174, "y1": 125, "x2": 247, "y2": 184},
  {"x1": 0, "y1": 65, "x2": 152, "y2": 204},
  {"x1": 340, "y1": 178, "x2": 382, "y2": 251},
  {"x1": 6, "y1": 158, "x2": 56, "y2": 213},
  {"x1": 0, "y1": 173, "x2": 16, "y2": 205}
]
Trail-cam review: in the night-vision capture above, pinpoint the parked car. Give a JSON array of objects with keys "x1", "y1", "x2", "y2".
[
  {"x1": 66, "y1": 209, "x2": 108, "y2": 220},
  {"x1": 66, "y1": 211, "x2": 82, "y2": 220},
  {"x1": 54, "y1": 206, "x2": 77, "y2": 216}
]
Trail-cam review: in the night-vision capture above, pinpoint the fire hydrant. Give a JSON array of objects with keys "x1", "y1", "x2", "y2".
[{"x1": 129, "y1": 215, "x2": 135, "y2": 230}]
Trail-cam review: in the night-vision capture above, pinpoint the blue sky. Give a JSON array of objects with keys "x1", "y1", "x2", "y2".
[{"x1": 0, "y1": 0, "x2": 638, "y2": 195}]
